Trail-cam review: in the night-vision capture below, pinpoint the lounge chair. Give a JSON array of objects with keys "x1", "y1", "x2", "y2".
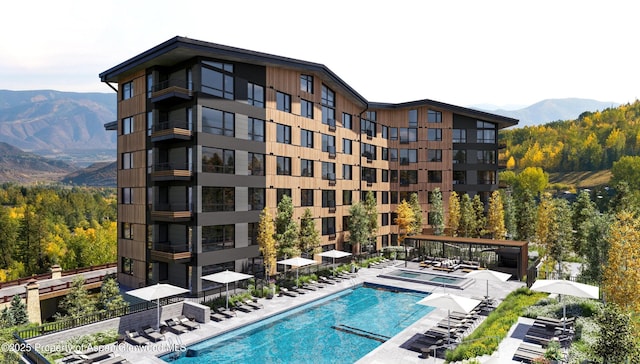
[
  {"x1": 164, "y1": 319, "x2": 189, "y2": 334},
  {"x1": 141, "y1": 325, "x2": 165, "y2": 342},
  {"x1": 232, "y1": 301, "x2": 254, "y2": 312},
  {"x1": 244, "y1": 299, "x2": 263, "y2": 309},
  {"x1": 512, "y1": 343, "x2": 546, "y2": 362},
  {"x1": 125, "y1": 329, "x2": 150, "y2": 345},
  {"x1": 69, "y1": 348, "x2": 112, "y2": 363},
  {"x1": 279, "y1": 287, "x2": 299, "y2": 297},
  {"x1": 216, "y1": 307, "x2": 237, "y2": 318},
  {"x1": 309, "y1": 279, "x2": 326, "y2": 288},
  {"x1": 210, "y1": 311, "x2": 228, "y2": 322},
  {"x1": 178, "y1": 315, "x2": 200, "y2": 330},
  {"x1": 318, "y1": 276, "x2": 336, "y2": 285},
  {"x1": 300, "y1": 283, "x2": 317, "y2": 291}
]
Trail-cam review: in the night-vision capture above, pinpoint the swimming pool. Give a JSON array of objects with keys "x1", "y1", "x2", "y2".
[
  {"x1": 379, "y1": 269, "x2": 470, "y2": 289},
  {"x1": 161, "y1": 286, "x2": 433, "y2": 363}
]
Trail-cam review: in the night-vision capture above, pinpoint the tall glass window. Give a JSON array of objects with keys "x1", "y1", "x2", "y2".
[
  {"x1": 300, "y1": 74, "x2": 313, "y2": 93},
  {"x1": 321, "y1": 85, "x2": 336, "y2": 125},
  {"x1": 202, "y1": 107, "x2": 234, "y2": 137},
  {"x1": 301, "y1": 99, "x2": 314, "y2": 119},
  {"x1": 248, "y1": 118, "x2": 265, "y2": 142},
  {"x1": 202, "y1": 62, "x2": 234, "y2": 99},
  {"x1": 276, "y1": 124, "x2": 291, "y2": 144},
  {"x1": 301, "y1": 129, "x2": 314, "y2": 148},
  {"x1": 248, "y1": 153, "x2": 265, "y2": 176},
  {"x1": 248, "y1": 82, "x2": 264, "y2": 107},
  {"x1": 408, "y1": 109, "x2": 418, "y2": 127},
  {"x1": 300, "y1": 159, "x2": 314, "y2": 177},
  {"x1": 428, "y1": 110, "x2": 442, "y2": 123},
  {"x1": 202, "y1": 147, "x2": 235, "y2": 174},
  {"x1": 276, "y1": 92, "x2": 291, "y2": 112},
  {"x1": 276, "y1": 156, "x2": 291, "y2": 175}
]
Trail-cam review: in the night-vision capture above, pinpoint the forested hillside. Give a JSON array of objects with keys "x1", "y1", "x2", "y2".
[{"x1": 500, "y1": 100, "x2": 640, "y2": 172}]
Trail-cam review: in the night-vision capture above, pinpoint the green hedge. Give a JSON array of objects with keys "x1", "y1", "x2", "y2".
[{"x1": 445, "y1": 287, "x2": 548, "y2": 362}]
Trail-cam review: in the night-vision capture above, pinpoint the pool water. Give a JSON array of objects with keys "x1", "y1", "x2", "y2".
[
  {"x1": 162, "y1": 286, "x2": 433, "y2": 363},
  {"x1": 381, "y1": 269, "x2": 467, "y2": 288}
]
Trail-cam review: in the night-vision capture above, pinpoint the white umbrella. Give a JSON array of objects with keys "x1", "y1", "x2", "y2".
[
  {"x1": 417, "y1": 293, "x2": 482, "y2": 347},
  {"x1": 125, "y1": 283, "x2": 189, "y2": 330},
  {"x1": 319, "y1": 249, "x2": 352, "y2": 266},
  {"x1": 277, "y1": 257, "x2": 317, "y2": 284},
  {"x1": 202, "y1": 270, "x2": 253, "y2": 309},
  {"x1": 465, "y1": 269, "x2": 511, "y2": 299},
  {"x1": 530, "y1": 279, "x2": 599, "y2": 333}
]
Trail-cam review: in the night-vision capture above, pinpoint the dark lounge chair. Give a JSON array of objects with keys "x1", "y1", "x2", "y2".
[
  {"x1": 177, "y1": 315, "x2": 200, "y2": 330},
  {"x1": 244, "y1": 299, "x2": 263, "y2": 310},
  {"x1": 125, "y1": 329, "x2": 150, "y2": 345},
  {"x1": 210, "y1": 311, "x2": 228, "y2": 322},
  {"x1": 141, "y1": 325, "x2": 165, "y2": 342},
  {"x1": 164, "y1": 319, "x2": 189, "y2": 334},
  {"x1": 279, "y1": 287, "x2": 299, "y2": 297}
]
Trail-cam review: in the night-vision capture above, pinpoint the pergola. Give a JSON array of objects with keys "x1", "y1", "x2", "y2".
[{"x1": 405, "y1": 234, "x2": 529, "y2": 280}]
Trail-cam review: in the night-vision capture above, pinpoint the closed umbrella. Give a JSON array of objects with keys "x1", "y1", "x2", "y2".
[
  {"x1": 125, "y1": 283, "x2": 189, "y2": 330},
  {"x1": 202, "y1": 270, "x2": 253, "y2": 310}
]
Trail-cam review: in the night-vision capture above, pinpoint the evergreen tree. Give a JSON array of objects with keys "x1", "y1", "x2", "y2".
[
  {"x1": 448, "y1": 192, "x2": 460, "y2": 236},
  {"x1": 347, "y1": 202, "x2": 369, "y2": 252},
  {"x1": 8, "y1": 295, "x2": 27, "y2": 326},
  {"x1": 582, "y1": 212, "x2": 612, "y2": 284},
  {"x1": 516, "y1": 190, "x2": 537, "y2": 242},
  {"x1": 548, "y1": 198, "x2": 573, "y2": 276},
  {"x1": 98, "y1": 275, "x2": 127, "y2": 312},
  {"x1": 363, "y1": 191, "x2": 378, "y2": 246},
  {"x1": 58, "y1": 276, "x2": 95, "y2": 319},
  {"x1": 458, "y1": 194, "x2": 475, "y2": 238},
  {"x1": 572, "y1": 190, "x2": 597, "y2": 256},
  {"x1": 502, "y1": 190, "x2": 518, "y2": 239},
  {"x1": 274, "y1": 195, "x2": 299, "y2": 258},
  {"x1": 298, "y1": 208, "x2": 320, "y2": 257},
  {"x1": 257, "y1": 208, "x2": 277, "y2": 280},
  {"x1": 408, "y1": 192, "x2": 424, "y2": 235},
  {"x1": 0, "y1": 206, "x2": 18, "y2": 269},
  {"x1": 428, "y1": 189, "x2": 444, "y2": 235}
]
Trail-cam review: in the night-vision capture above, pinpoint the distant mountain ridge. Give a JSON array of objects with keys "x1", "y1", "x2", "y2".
[
  {"x1": 0, "y1": 89, "x2": 116, "y2": 165},
  {"x1": 472, "y1": 98, "x2": 620, "y2": 128}
]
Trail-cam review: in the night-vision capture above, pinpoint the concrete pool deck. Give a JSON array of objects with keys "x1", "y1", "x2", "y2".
[{"x1": 95, "y1": 262, "x2": 525, "y2": 364}]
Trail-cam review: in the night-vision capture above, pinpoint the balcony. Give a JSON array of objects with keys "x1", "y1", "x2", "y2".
[
  {"x1": 150, "y1": 242, "x2": 191, "y2": 263},
  {"x1": 151, "y1": 120, "x2": 192, "y2": 142},
  {"x1": 151, "y1": 162, "x2": 192, "y2": 181},
  {"x1": 151, "y1": 203, "x2": 192, "y2": 222},
  {"x1": 327, "y1": 118, "x2": 336, "y2": 132},
  {"x1": 328, "y1": 145, "x2": 336, "y2": 159},
  {"x1": 151, "y1": 81, "x2": 193, "y2": 104},
  {"x1": 327, "y1": 173, "x2": 336, "y2": 186}
]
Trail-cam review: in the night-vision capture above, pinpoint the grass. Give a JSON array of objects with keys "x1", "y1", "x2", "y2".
[{"x1": 548, "y1": 170, "x2": 611, "y2": 189}]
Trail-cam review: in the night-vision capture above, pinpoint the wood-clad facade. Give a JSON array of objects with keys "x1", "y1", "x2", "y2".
[{"x1": 101, "y1": 37, "x2": 518, "y2": 293}]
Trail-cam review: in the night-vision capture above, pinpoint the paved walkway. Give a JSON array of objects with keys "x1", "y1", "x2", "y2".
[{"x1": 77, "y1": 262, "x2": 526, "y2": 363}]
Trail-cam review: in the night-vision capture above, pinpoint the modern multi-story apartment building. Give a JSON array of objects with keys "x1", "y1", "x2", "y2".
[{"x1": 100, "y1": 36, "x2": 517, "y2": 293}]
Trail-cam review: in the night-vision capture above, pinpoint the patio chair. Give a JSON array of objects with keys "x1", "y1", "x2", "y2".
[
  {"x1": 279, "y1": 287, "x2": 299, "y2": 297},
  {"x1": 69, "y1": 348, "x2": 112, "y2": 363},
  {"x1": 300, "y1": 283, "x2": 317, "y2": 291},
  {"x1": 141, "y1": 325, "x2": 165, "y2": 342},
  {"x1": 216, "y1": 307, "x2": 237, "y2": 318},
  {"x1": 244, "y1": 299, "x2": 263, "y2": 310},
  {"x1": 232, "y1": 301, "x2": 254, "y2": 312},
  {"x1": 318, "y1": 276, "x2": 336, "y2": 284},
  {"x1": 163, "y1": 319, "x2": 190, "y2": 335},
  {"x1": 512, "y1": 342, "x2": 546, "y2": 362},
  {"x1": 177, "y1": 315, "x2": 200, "y2": 330},
  {"x1": 210, "y1": 311, "x2": 228, "y2": 322},
  {"x1": 125, "y1": 329, "x2": 151, "y2": 345},
  {"x1": 309, "y1": 279, "x2": 326, "y2": 288}
]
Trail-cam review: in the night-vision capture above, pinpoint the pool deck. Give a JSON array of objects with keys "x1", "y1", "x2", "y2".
[{"x1": 103, "y1": 262, "x2": 526, "y2": 363}]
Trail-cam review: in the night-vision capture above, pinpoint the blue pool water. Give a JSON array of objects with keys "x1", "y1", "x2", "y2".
[
  {"x1": 382, "y1": 269, "x2": 466, "y2": 287},
  {"x1": 162, "y1": 286, "x2": 433, "y2": 363}
]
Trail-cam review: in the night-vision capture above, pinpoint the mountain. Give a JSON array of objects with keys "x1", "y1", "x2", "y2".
[
  {"x1": 0, "y1": 90, "x2": 117, "y2": 166},
  {"x1": 473, "y1": 98, "x2": 620, "y2": 128},
  {"x1": 61, "y1": 161, "x2": 117, "y2": 187},
  {"x1": 0, "y1": 142, "x2": 76, "y2": 183}
]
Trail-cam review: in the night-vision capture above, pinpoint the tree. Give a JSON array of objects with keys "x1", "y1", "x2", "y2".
[
  {"x1": 502, "y1": 190, "x2": 517, "y2": 239},
  {"x1": 58, "y1": 276, "x2": 95, "y2": 319},
  {"x1": 582, "y1": 212, "x2": 612, "y2": 284},
  {"x1": 535, "y1": 193, "x2": 555, "y2": 264},
  {"x1": 593, "y1": 303, "x2": 639, "y2": 363},
  {"x1": 602, "y1": 211, "x2": 640, "y2": 317},
  {"x1": 458, "y1": 194, "x2": 475, "y2": 238},
  {"x1": 363, "y1": 191, "x2": 378, "y2": 245},
  {"x1": 547, "y1": 198, "x2": 573, "y2": 276},
  {"x1": 347, "y1": 202, "x2": 369, "y2": 253},
  {"x1": 516, "y1": 190, "x2": 537, "y2": 242},
  {"x1": 274, "y1": 195, "x2": 299, "y2": 259},
  {"x1": 0, "y1": 206, "x2": 18, "y2": 269},
  {"x1": 485, "y1": 190, "x2": 506, "y2": 239},
  {"x1": 408, "y1": 193, "x2": 424, "y2": 235},
  {"x1": 257, "y1": 207, "x2": 277, "y2": 280},
  {"x1": 98, "y1": 275, "x2": 127, "y2": 312},
  {"x1": 572, "y1": 190, "x2": 597, "y2": 256},
  {"x1": 515, "y1": 167, "x2": 548, "y2": 197},
  {"x1": 0, "y1": 295, "x2": 28, "y2": 328},
  {"x1": 428, "y1": 189, "x2": 444, "y2": 235},
  {"x1": 471, "y1": 194, "x2": 486, "y2": 238},
  {"x1": 448, "y1": 192, "x2": 460, "y2": 236},
  {"x1": 611, "y1": 155, "x2": 640, "y2": 191},
  {"x1": 298, "y1": 208, "x2": 320, "y2": 257},
  {"x1": 395, "y1": 200, "x2": 415, "y2": 246}
]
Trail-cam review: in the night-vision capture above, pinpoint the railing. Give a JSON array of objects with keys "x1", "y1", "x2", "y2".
[
  {"x1": 0, "y1": 263, "x2": 116, "y2": 289},
  {"x1": 154, "y1": 120, "x2": 191, "y2": 132},
  {"x1": 153, "y1": 203, "x2": 192, "y2": 212},
  {"x1": 153, "y1": 242, "x2": 190, "y2": 253},
  {"x1": 154, "y1": 162, "x2": 192, "y2": 172}
]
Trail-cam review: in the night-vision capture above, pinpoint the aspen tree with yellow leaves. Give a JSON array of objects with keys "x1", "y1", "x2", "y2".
[{"x1": 257, "y1": 207, "x2": 277, "y2": 279}]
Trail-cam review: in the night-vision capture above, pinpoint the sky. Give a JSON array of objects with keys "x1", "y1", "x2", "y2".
[{"x1": 1, "y1": 0, "x2": 639, "y2": 109}]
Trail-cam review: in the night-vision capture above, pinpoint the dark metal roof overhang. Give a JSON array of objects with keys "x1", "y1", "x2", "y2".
[
  {"x1": 369, "y1": 99, "x2": 519, "y2": 130},
  {"x1": 99, "y1": 36, "x2": 368, "y2": 108}
]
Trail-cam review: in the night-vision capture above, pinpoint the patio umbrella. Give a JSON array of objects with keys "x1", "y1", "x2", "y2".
[
  {"x1": 530, "y1": 279, "x2": 599, "y2": 334},
  {"x1": 277, "y1": 257, "x2": 317, "y2": 284},
  {"x1": 125, "y1": 283, "x2": 189, "y2": 330},
  {"x1": 416, "y1": 293, "x2": 481, "y2": 347},
  {"x1": 319, "y1": 249, "x2": 352, "y2": 266},
  {"x1": 465, "y1": 269, "x2": 511, "y2": 299},
  {"x1": 202, "y1": 270, "x2": 253, "y2": 310}
]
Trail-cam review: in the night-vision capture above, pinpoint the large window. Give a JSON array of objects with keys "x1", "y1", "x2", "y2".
[
  {"x1": 428, "y1": 110, "x2": 442, "y2": 123},
  {"x1": 343, "y1": 190, "x2": 352, "y2": 205},
  {"x1": 203, "y1": 147, "x2": 235, "y2": 174},
  {"x1": 276, "y1": 124, "x2": 291, "y2": 144},
  {"x1": 477, "y1": 121, "x2": 496, "y2": 143},
  {"x1": 400, "y1": 170, "x2": 418, "y2": 185},
  {"x1": 453, "y1": 129, "x2": 467, "y2": 143},
  {"x1": 301, "y1": 159, "x2": 314, "y2": 177},
  {"x1": 277, "y1": 189, "x2": 291, "y2": 203},
  {"x1": 122, "y1": 81, "x2": 133, "y2": 100},
  {"x1": 248, "y1": 188, "x2": 265, "y2": 210},
  {"x1": 453, "y1": 171, "x2": 466, "y2": 185},
  {"x1": 276, "y1": 156, "x2": 291, "y2": 175},
  {"x1": 428, "y1": 170, "x2": 442, "y2": 183},
  {"x1": 428, "y1": 149, "x2": 442, "y2": 162},
  {"x1": 478, "y1": 170, "x2": 497, "y2": 184},
  {"x1": 477, "y1": 150, "x2": 496, "y2": 164},
  {"x1": 399, "y1": 128, "x2": 417, "y2": 143},
  {"x1": 202, "y1": 61, "x2": 234, "y2": 99},
  {"x1": 202, "y1": 225, "x2": 235, "y2": 251},
  {"x1": 399, "y1": 149, "x2": 418, "y2": 164},
  {"x1": 322, "y1": 190, "x2": 336, "y2": 208},
  {"x1": 202, "y1": 107, "x2": 234, "y2": 137},
  {"x1": 247, "y1": 82, "x2": 264, "y2": 107},
  {"x1": 122, "y1": 257, "x2": 133, "y2": 275},
  {"x1": 300, "y1": 74, "x2": 314, "y2": 93},
  {"x1": 343, "y1": 164, "x2": 352, "y2": 180},
  {"x1": 322, "y1": 134, "x2": 335, "y2": 153},
  {"x1": 248, "y1": 118, "x2": 265, "y2": 142},
  {"x1": 122, "y1": 117, "x2": 133, "y2": 135},
  {"x1": 122, "y1": 152, "x2": 133, "y2": 169},
  {"x1": 342, "y1": 113, "x2": 352, "y2": 130},
  {"x1": 361, "y1": 143, "x2": 376, "y2": 160},
  {"x1": 343, "y1": 139, "x2": 352, "y2": 155},
  {"x1": 276, "y1": 92, "x2": 291, "y2": 112},
  {"x1": 408, "y1": 109, "x2": 418, "y2": 127},
  {"x1": 301, "y1": 189, "x2": 314, "y2": 206},
  {"x1": 322, "y1": 162, "x2": 336, "y2": 180},
  {"x1": 321, "y1": 85, "x2": 335, "y2": 126},
  {"x1": 301, "y1": 99, "x2": 314, "y2": 119},
  {"x1": 322, "y1": 217, "x2": 336, "y2": 235},
  {"x1": 361, "y1": 119, "x2": 376, "y2": 138},
  {"x1": 427, "y1": 128, "x2": 442, "y2": 141},
  {"x1": 362, "y1": 167, "x2": 376, "y2": 183},
  {"x1": 122, "y1": 188, "x2": 133, "y2": 204},
  {"x1": 203, "y1": 187, "x2": 235, "y2": 212},
  {"x1": 121, "y1": 222, "x2": 133, "y2": 240},
  {"x1": 301, "y1": 129, "x2": 314, "y2": 148},
  {"x1": 453, "y1": 149, "x2": 467, "y2": 164},
  {"x1": 248, "y1": 153, "x2": 265, "y2": 176}
]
